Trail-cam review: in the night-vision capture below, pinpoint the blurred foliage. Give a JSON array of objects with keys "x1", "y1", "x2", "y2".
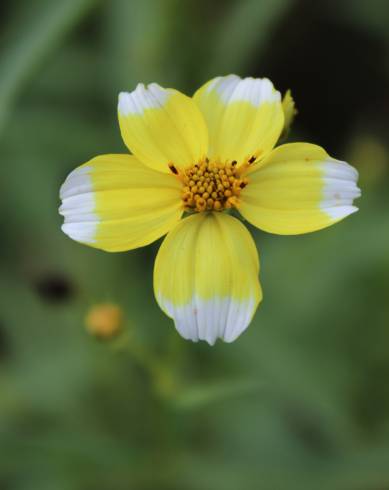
[{"x1": 1, "y1": 0, "x2": 389, "y2": 489}]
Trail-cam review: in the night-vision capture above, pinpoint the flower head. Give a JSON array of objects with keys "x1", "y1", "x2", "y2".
[{"x1": 60, "y1": 75, "x2": 361, "y2": 345}]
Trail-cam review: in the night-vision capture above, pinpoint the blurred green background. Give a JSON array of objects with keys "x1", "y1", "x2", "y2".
[{"x1": 1, "y1": 0, "x2": 389, "y2": 489}]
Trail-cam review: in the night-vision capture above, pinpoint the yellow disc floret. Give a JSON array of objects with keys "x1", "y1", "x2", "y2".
[{"x1": 175, "y1": 160, "x2": 248, "y2": 213}]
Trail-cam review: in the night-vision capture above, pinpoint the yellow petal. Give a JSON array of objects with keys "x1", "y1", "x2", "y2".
[
  {"x1": 154, "y1": 212, "x2": 262, "y2": 345},
  {"x1": 118, "y1": 83, "x2": 208, "y2": 173},
  {"x1": 239, "y1": 143, "x2": 361, "y2": 235},
  {"x1": 193, "y1": 75, "x2": 284, "y2": 165},
  {"x1": 59, "y1": 154, "x2": 183, "y2": 251}
]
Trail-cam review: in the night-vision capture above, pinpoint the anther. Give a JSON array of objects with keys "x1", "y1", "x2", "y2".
[
  {"x1": 181, "y1": 159, "x2": 248, "y2": 213},
  {"x1": 168, "y1": 163, "x2": 178, "y2": 175}
]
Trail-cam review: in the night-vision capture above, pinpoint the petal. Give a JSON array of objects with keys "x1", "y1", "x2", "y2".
[
  {"x1": 154, "y1": 212, "x2": 262, "y2": 345},
  {"x1": 239, "y1": 143, "x2": 361, "y2": 235},
  {"x1": 118, "y1": 83, "x2": 208, "y2": 173},
  {"x1": 193, "y1": 75, "x2": 284, "y2": 165},
  {"x1": 59, "y1": 154, "x2": 183, "y2": 252}
]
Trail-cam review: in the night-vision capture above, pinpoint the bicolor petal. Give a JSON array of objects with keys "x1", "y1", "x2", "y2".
[
  {"x1": 154, "y1": 212, "x2": 262, "y2": 345},
  {"x1": 118, "y1": 83, "x2": 208, "y2": 173},
  {"x1": 239, "y1": 143, "x2": 361, "y2": 235},
  {"x1": 59, "y1": 154, "x2": 183, "y2": 252},
  {"x1": 193, "y1": 75, "x2": 284, "y2": 165}
]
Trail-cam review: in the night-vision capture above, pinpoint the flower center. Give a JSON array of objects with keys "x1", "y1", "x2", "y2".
[{"x1": 176, "y1": 160, "x2": 248, "y2": 213}]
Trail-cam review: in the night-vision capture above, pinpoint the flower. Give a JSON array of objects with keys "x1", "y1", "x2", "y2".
[{"x1": 59, "y1": 75, "x2": 361, "y2": 345}]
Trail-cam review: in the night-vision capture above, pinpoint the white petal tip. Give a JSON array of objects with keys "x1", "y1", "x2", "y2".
[
  {"x1": 118, "y1": 83, "x2": 169, "y2": 115},
  {"x1": 118, "y1": 92, "x2": 133, "y2": 115},
  {"x1": 212, "y1": 75, "x2": 281, "y2": 106},
  {"x1": 61, "y1": 222, "x2": 97, "y2": 244},
  {"x1": 324, "y1": 205, "x2": 359, "y2": 221},
  {"x1": 59, "y1": 167, "x2": 98, "y2": 244},
  {"x1": 159, "y1": 296, "x2": 257, "y2": 346},
  {"x1": 59, "y1": 165, "x2": 93, "y2": 199},
  {"x1": 320, "y1": 159, "x2": 361, "y2": 221}
]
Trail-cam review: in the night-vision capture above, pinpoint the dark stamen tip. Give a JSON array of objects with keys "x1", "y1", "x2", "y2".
[{"x1": 168, "y1": 163, "x2": 178, "y2": 175}]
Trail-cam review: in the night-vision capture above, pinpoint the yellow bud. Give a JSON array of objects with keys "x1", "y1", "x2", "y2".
[
  {"x1": 281, "y1": 89, "x2": 297, "y2": 139},
  {"x1": 85, "y1": 303, "x2": 123, "y2": 340}
]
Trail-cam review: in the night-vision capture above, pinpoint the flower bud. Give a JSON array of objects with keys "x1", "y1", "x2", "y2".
[{"x1": 85, "y1": 303, "x2": 123, "y2": 339}]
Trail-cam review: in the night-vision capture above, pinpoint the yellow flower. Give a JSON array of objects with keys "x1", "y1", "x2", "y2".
[{"x1": 59, "y1": 75, "x2": 361, "y2": 345}]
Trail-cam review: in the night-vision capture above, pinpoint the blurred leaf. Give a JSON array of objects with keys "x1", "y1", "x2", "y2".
[
  {"x1": 204, "y1": 0, "x2": 292, "y2": 76},
  {"x1": 103, "y1": 0, "x2": 182, "y2": 91},
  {"x1": 0, "y1": 0, "x2": 100, "y2": 134}
]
